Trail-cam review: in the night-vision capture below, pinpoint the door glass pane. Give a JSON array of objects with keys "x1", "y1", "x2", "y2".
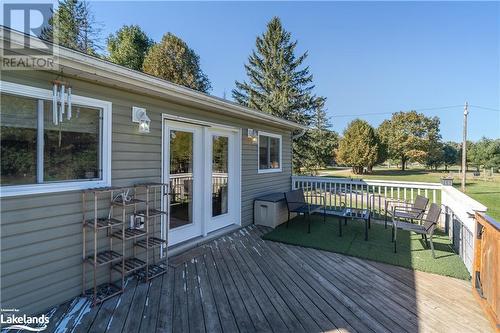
[
  {"x1": 169, "y1": 130, "x2": 193, "y2": 229},
  {"x1": 44, "y1": 104, "x2": 101, "y2": 182},
  {"x1": 0, "y1": 93, "x2": 37, "y2": 185},
  {"x1": 212, "y1": 135, "x2": 228, "y2": 217}
]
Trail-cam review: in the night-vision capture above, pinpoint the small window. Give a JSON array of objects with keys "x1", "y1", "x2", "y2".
[
  {"x1": 258, "y1": 132, "x2": 282, "y2": 173},
  {"x1": 0, "y1": 82, "x2": 111, "y2": 197}
]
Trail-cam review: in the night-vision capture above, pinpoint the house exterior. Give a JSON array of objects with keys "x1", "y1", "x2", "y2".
[{"x1": 0, "y1": 29, "x2": 304, "y2": 314}]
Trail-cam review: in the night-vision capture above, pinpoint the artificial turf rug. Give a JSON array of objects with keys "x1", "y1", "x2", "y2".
[{"x1": 262, "y1": 215, "x2": 471, "y2": 280}]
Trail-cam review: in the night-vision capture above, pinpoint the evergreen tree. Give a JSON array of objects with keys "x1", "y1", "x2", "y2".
[
  {"x1": 107, "y1": 25, "x2": 153, "y2": 71},
  {"x1": 306, "y1": 102, "x2": 338, "y2": 173},
  {"x1": 336, "y1": 119, "x2": 379, "y2": 174},
  {"x1": 142, "y1": 33, "x2": 211, "y2": 92},
  {"x1": 42, "y1": 0, "x2": 101, "y2": 55},
  {"x1": 232, "y1": 17, "x2": 325, "y2": 173}
]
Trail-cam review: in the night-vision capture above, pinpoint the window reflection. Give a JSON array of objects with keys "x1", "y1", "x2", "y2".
[
  {"x1": 0, "y1": 94, "x2": 37, "y2": 185},
  {"x1": 212, "y1": 135, "x2": 228, "y2": 217},
  {"x1": 44, "y1": 104, "x2": 100, "y2": 182},
  {"x1": 0, "y1": 93, "x2": 102, "y2": 185},
  {"x1": 169, "y1": 130, "x2": 194, "y2": 229},
  {"x1": 259, "y1": 134, "x2": 281, "y2": 170}
]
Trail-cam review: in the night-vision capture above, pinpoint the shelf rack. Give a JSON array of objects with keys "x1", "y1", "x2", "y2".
[
  {"x1": 82, "y1": 187, "x2": 126, "y2": 306},
  {"x1": 133, "y1": 182, "x2": 169, "y2": 282},
  {"x1": 82, "y1": 183, "x2": 169, "y2": 305}
]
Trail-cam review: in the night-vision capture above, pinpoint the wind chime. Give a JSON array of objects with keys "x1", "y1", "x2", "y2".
[
  {"x1": 52, "y1": 80, "x2": 73, "y2": 147},
  {"x1": 52, "y1": 79, "x2": 73, "y2": 125}
]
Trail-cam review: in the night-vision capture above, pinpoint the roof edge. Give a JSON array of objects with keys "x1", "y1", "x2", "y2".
[{"x1": 0, "y1": 26, "x2": 307, "y2": 131}]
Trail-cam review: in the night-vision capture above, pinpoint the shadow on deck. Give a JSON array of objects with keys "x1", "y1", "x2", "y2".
[{"x1": 44, "y1": 225, "x2": 490, "y2": 333}]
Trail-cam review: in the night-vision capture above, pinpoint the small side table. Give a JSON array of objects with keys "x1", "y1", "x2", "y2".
[{"x1": 340, "y1": 208, "x2": 371, "y2": 241}]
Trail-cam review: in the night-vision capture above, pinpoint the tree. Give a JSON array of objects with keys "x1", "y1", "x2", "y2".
[
  {"x1": 484, "y1": 139, "x2": 500, "y2": 170},
  {"x1": 142, "y1": 33, "x2": 211, "y2": 92},
  {"x1": 378, "y1": 111, "x2": 441, "y2": 170},
  {"x1": 425, "y1": 141, "x2": 444, "y2": 170},
  {"x1": 42, "y1": 0, "x2": 101, "y2": 55},
  {"x1": 107, "y1": 25, "x2": 153, "y2": 71},
  {"x1": 442, "y1": 142, "x2": 459, "y2": 171},
  {"x1": 232, "y1": 17, "x2": 325, "y2": 173},
  {"x1": 304, "y1": 102, "x2": 338, "y2": 173},
  {"x1": 468, "y1": 138, "x2": 500, "y2": 171},
  {"x1": 336, "y1": 119, "x2": 378, "y2": 174}
]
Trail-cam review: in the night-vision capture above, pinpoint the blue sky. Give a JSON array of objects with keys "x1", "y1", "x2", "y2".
[{"x1": 85, "y1": 2, "x2": 499, "y2": 140}]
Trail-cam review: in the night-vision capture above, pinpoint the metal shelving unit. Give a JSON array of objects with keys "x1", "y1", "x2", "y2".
[
  {"x1": 133, "y1": 183, "x2": 169, "y2": 282},
  {"x1": 82, "y1": 183, "x2": 168, "y2": 305},
  {"x1": 82, "y1": 187, "x2": 126, "y2": 306}
]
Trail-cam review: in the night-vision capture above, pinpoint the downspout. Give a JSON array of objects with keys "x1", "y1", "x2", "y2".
[{"x1": 292, "y1": 128, "x2": 307, "y2": 140}]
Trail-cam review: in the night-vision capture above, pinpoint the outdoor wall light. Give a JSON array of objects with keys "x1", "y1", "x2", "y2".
[
  {"x1": 132, "y1": 106, "x2": 151, "y2": 133},
  {"x1": 247, "y1": 128, "x2": 258, "y2": 144}
]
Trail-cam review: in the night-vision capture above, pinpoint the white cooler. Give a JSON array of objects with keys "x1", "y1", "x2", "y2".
[{"x1": 254, "y1": 193, "x2": 296, "y2": 228}]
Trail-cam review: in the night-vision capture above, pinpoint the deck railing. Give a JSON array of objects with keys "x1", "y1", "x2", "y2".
[
  {"x1": 292, "y1": 176, "x2": 441, "y2": 219},
  {"x1": 291, "y1": 175, "x2": 487, "y2": 273}
]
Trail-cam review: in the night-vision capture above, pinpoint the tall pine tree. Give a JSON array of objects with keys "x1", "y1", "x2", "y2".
[
  {"x1": 308, "y1": 101, "x2": 338, "y2": 173},
  {"x1": 42, "y1": 0, "x2": 101, "y2": 55},
  {"x1": 232, "y1": 17, "x2": 326, "y2": 173}
]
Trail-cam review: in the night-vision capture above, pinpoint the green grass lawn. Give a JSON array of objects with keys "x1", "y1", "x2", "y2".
[
  {"x1": 318, "y1": 167, "x2": 500, "y2": 220},
  {"x1": 263, "y1": 215, "x2": 471, "y2": 280}
]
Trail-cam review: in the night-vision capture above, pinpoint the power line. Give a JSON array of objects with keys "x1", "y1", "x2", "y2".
[
  {"x1": 332, "y1": 105, "x2": 463, "y2": 118},
  {"x1": 331, "y1": 104, "x2": 500, "y2": 118},
  {"x1": 469, "y1": 105, "x2": 500, "y2": 112}
]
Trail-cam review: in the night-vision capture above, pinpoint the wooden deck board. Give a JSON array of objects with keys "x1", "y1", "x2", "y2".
[
  {"x1": 50, "y1": 225, "x2": 491, "y2": 333},
  {"x1": 139, "y1": 276, "x2": 163, "y2": 333},
  {"x1": 172, "y1": 264, "x2": 189, "y2": 332},
  {"x1": 106, "y1": 278, "x2": 139, "y2": 333},
  {"x1": 156, "y1": 270, "x2": 175, "y2": 333},
  {"x1": 209, "y1": 241, "x2": 255, "y2": 333},
  {"x1": 230, "y1": 231, "x2": 322, "y2": 332},
  {"x1": 194, "y1": 255, "x2": 223, "y2": 333}
]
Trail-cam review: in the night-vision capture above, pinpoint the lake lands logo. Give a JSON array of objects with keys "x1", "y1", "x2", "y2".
[
  {"x1": 1, "y1": 308, "x2": 49, "y2": 332},
  {"x1": 2, "y1": 2, "x2": 58, "y2": 70}
]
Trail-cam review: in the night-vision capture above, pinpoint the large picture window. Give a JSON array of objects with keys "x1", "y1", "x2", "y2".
[
  {"x1": 0, "y1": 82, "x2": 111, "y2": 196},
  {"x1": 258, "y1": 132, "x2": 282, "y2": 173}
]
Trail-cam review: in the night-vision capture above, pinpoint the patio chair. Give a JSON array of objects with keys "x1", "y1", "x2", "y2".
[
  {"x1": 393, "y1": 203, "x2": 442, "y2": 258},
  {"x1": 384, "y1": 195, "x2": 429, "y2": 228},
  {"x1": 284, "y1": 189, "x2": 326, "y2": 233}
]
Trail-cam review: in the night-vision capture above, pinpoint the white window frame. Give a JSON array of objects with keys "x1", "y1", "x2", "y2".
[
  {"x1": 0, "y1": 81, "x2": 112, "y2": 197},
  {"x1": 257, "y1": 131, "x2": 282, "y2": 174}
]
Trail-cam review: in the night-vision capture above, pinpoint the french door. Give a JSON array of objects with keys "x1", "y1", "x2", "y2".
[
  {"x1": 204, "y1": 128, "x2": 239, "y2": 233},
  {"x1": 164, "y1": 119, "x2": 240, "y2": 246},
  {"x1": 165, "y1": 121, "x2": 203, "y2": 245}
]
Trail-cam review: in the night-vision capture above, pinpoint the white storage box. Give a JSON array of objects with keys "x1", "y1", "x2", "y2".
[{"x1": 254, "y1": 193, "x2": 296, "y2": 228}]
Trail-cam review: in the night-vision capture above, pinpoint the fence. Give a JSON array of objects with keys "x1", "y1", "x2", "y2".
[
  {"x1": 292, "y1": 176, "x2": 441, "y2": 219},
  {"x1": 291, "y1": 176, "x2": 487, "y2": 273}
]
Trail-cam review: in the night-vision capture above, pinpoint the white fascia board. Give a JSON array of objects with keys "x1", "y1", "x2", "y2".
[{"x1": 1, "y1": 27, "x2": 306, "y2": 131}]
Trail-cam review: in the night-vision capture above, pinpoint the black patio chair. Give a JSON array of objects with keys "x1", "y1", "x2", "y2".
[
  {"x1": 392, "y1": 203, "x2": 442, "y2": 258},
  {"x1": 385, "y1": 195, "x2": 429, "y2": 228},
  {"x1": 284, "y1": 188, "x2": 326, "y2": 233}
]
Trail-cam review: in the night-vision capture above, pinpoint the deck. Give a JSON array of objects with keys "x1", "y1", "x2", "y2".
[{"x1": 47, "y1": 225, "x2": 491, "y2": 333}]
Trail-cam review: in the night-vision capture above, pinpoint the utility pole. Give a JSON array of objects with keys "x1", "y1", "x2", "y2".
[{"x1": 461, "y1": 101, "x2": 468, "y2": 192}]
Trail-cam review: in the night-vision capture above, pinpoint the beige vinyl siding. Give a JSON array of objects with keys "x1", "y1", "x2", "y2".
[{"x1": 0, "y1": 70, "x2": 292, "y2": 314}]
